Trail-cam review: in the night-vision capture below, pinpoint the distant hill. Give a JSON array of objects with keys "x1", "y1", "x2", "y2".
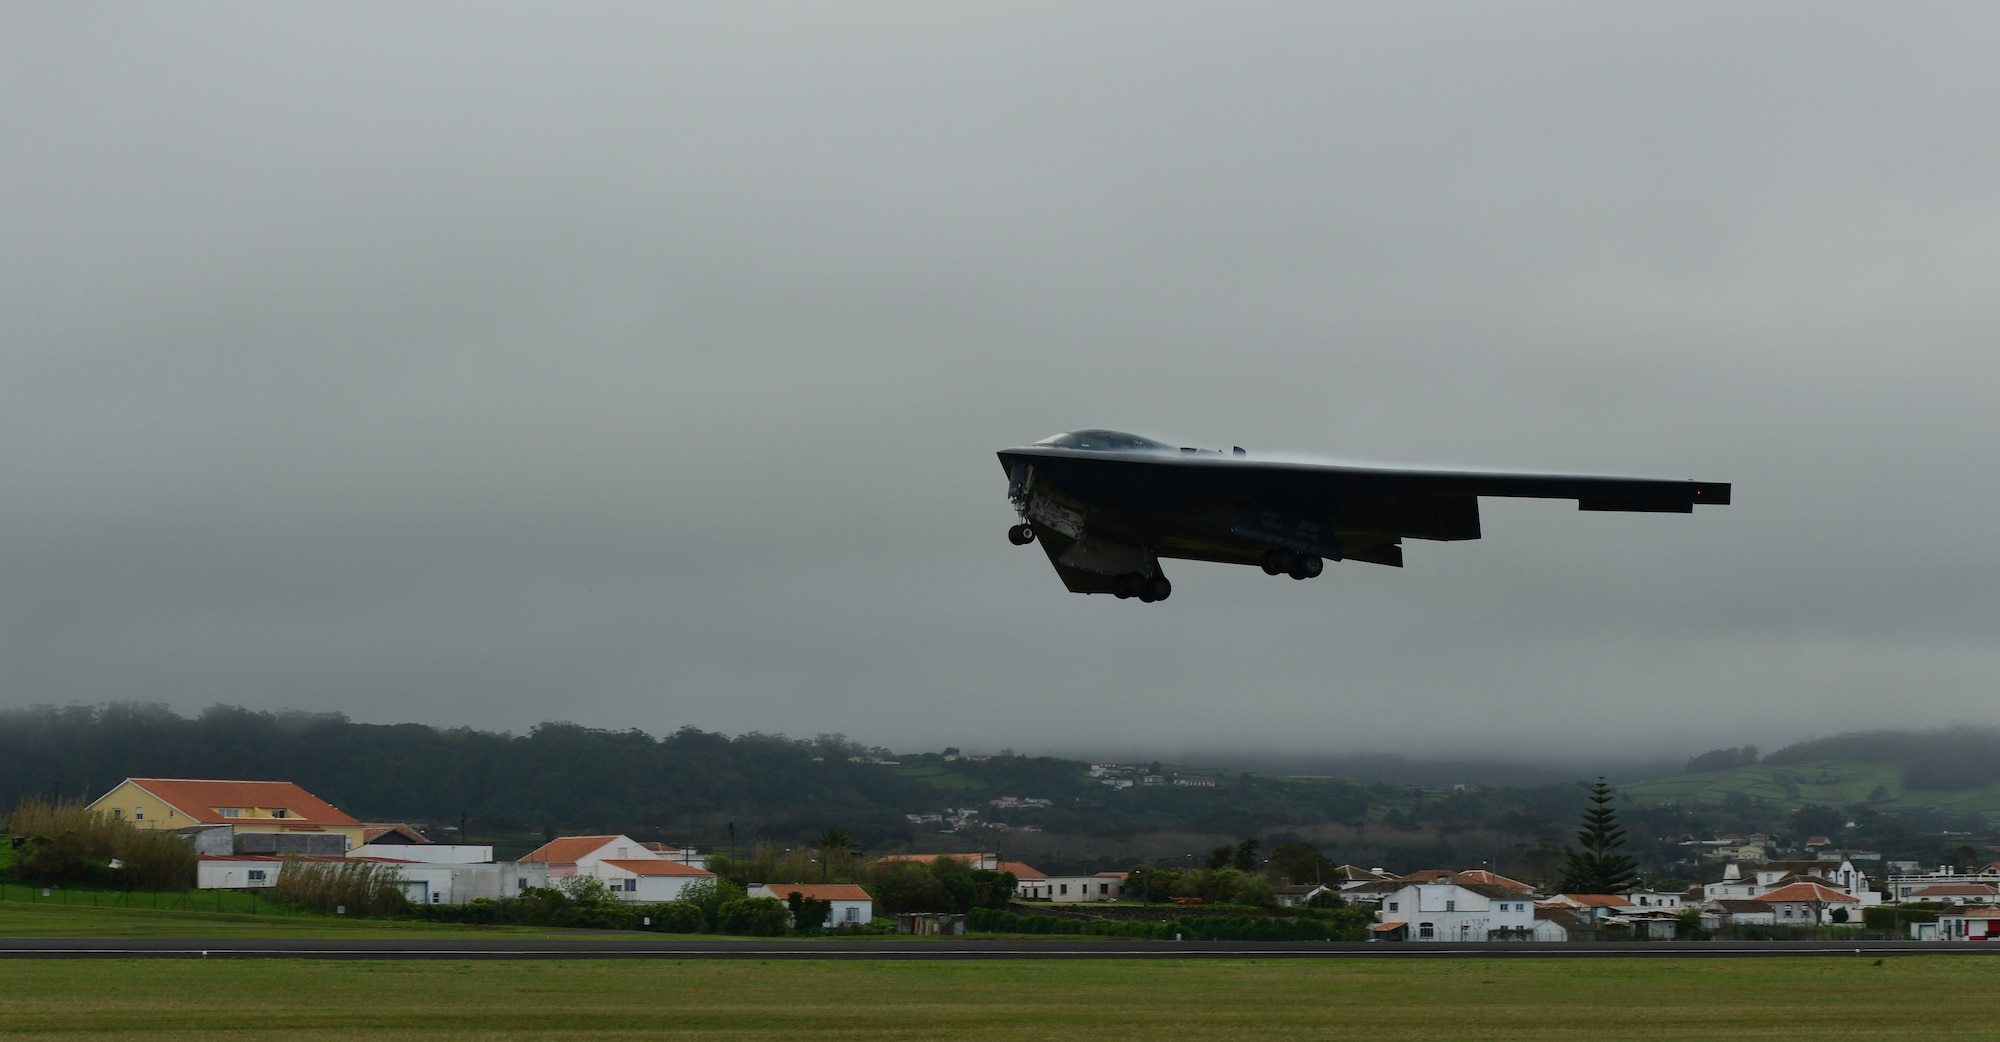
[{"x1": 1625, "y1": 727, "x2": 2000, "y2": 827}]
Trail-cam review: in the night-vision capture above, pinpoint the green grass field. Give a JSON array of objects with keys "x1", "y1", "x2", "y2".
[
  {"x1": 1623, "y1": 759, "x2": 2000, "y2": 824},
  {"x1": 1, "y1": 956, "x2": 1995, "y2": 1041}
]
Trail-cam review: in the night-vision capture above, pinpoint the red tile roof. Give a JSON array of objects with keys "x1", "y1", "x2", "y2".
[
  {"x1": 756, "y1": 884, "x2": 871, "y2": 902},
  {"x1": 1911, "y1": 884, "x2": 2000, "y2": 898},
  {"x1": 1398, "y1": 869, "x2": 1533, "y2": 890},
  {"x1": 995, "y1": 861, "x2": 1046, "y2": 880},
  {"x1": 1370, "y1": 921, "x2": 1407, "y2": 932},
  {"x1": 519, "y1": 836, "x2": 626, "y2": 865},
  {"x1": 1758, "y1": 882, "x2": 1859, "y2": 904},
  {"x1": 1560, "y1": 894, "x2": 1635, "y2": 908},
  {"x1": 118, "y1": 779, "x2": 360, "y2": 828},
  {"x1": 600, "y1": 859, "x2": 714, "y2": 877}
]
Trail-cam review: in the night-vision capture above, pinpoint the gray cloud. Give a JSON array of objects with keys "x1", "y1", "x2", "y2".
[{"x1": 3, "y1": 3, "x2": 1997, "y2": 760}]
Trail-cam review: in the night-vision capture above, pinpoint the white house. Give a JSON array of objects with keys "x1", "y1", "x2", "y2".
[
  {"x1": 1047, "y1": 873, "x2": 1124, "y2": 903},
  {"x1": 1374, "y1": 883, "x2": 1537, "y2": 942},
  {"x1": 997, "y1": 860, "x2": 1049, "y2": 900},
  {"x1": 517, "y1": 835, "x2": 715, "y2": 901},
  {"x1": 1619, "y1": 887, "x2": 1684, "y2": 911},
  {"x1": 1756, "y1": 881, "x2": 1861, "y2": 925},
  {"x1": 595, "y1": 860, "x2": 715, "y2": 902},
  {"x1": 749, "y1": 883, "x2": 875, "y2": 928},
  {"x1": 1702, "y1": 864, "x2": 1761, "y2": 903}
]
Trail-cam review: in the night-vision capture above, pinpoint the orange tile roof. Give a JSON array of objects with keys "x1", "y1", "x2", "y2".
[
  {"x1": 1561, "y1": 894, "x2": 1635, "y2": 908},
  {"x1": 119, "y1": 779, "x2": 359, "y2": 827},
  {"x1": 1370, "y1": 921, "x2": 1407, "y2": 932},
  {"x1": 1757, "y1": 882, "x2": 1859, "y2": 903},
  {"x1": 995, "y1": 860, "x2": 1046, "y2": 880},
  {"x1": 519, "y1": 835, "x2": 625, "y2": 864},
  {"x1": 1398, "y1": 868, "x2": 1533, "y2": 890},
  {"x1": 1911, "y1": 884, "x2": 2000, "y2": 897},
  {"x1": 756, "y1": 884, "x2": 872, "y2": 902},
  {"x1": 600, "y1": 859, "x2": 714, "y2": 877}
]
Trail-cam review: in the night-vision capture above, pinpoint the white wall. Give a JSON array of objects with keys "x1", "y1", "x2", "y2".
[{"x1": 1381, "y1": 884, "x2": 1536, "y2": 941}]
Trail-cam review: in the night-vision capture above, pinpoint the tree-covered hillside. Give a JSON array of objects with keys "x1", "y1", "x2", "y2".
[{"x1": 0, "y1": 704, "x2": 1374, "y2": 851}]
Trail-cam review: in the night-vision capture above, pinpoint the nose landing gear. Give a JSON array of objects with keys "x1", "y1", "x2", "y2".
[{"x1": 1007, "y1": 523, "x2": 1036, "y2": 546}]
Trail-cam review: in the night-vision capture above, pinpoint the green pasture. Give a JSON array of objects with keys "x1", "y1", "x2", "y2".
[
  {"x1": 1, "y1": 956, "x2": 1995, "y2": 1041},
  {"x1": 1624, "y1": 759, "x2": 2000, "y2": 823}
]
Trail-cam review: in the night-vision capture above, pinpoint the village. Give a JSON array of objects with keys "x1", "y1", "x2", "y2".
[{"x1": 28, "y1": 776, "x2": 1995, "y2": 942}]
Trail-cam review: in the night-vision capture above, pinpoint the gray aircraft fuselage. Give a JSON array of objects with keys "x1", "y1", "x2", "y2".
[{"x1": 997, "y1": 429, "x2": 1729, "y2": 602}]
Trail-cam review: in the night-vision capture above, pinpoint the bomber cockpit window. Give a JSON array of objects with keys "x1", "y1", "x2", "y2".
[{"x1": 1034, "y1": 430, "x2": 1170, "y2": 452}]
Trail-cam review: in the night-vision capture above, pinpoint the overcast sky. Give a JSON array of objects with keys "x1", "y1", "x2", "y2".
[{"x1": 5, "y1": 3, "x2": 1997, "y2": 762}]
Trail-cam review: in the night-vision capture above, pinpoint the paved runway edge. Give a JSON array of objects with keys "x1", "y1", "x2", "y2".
[{"x1": 3, "y1": 939, "x2": 1996, "y2": 960}]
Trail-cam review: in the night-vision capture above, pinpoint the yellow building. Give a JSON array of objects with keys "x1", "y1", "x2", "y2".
[{"x1": 87, "y1": 778, "x2": 366, "y2": 852}]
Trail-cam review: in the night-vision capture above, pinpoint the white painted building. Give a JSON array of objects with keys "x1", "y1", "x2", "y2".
[
  {"x1": 596, "y1": 859, "x2": 716, "y2": 902},
  {"x1": 350, "y1": 843, "x2": 494, "y2": 864},
  {"x1": 1047, "y1": 873, "x2": 1124, "y2": 902},
  {"x1": 1374, "y1": 883, "x2": 1537, "y2": 942},
  {"x1": 748, "y1": 884, "x2": 875, "y2": 927},
  {"x1": 196, "y1": 855, "x2": 548, "y2": 905}
]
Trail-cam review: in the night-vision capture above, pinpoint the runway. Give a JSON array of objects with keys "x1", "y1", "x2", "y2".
[{"x1": 2, "y1": 938, "x2": 1993, "y2": 960}]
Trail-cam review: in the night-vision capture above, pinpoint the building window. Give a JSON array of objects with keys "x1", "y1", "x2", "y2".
[
  {"x1": 1060, "y1": 884, "x2": 1069, "y2": 895},
  {"x1": 1419, "y1": 922, "x2": 1435, "y2": 939},
  {"x1": 1099, "y1": 883, "x2": 1110, "y2": 895},
  {"x1": 134, "y1": 809, "x2": 143, "y2": 821},
  {"x1": 1446, "y1": 900, "x2": 1455, "y2": 912},
  {"x1": 625, "y1": 879, "x2": 637, "y2": 892},
  {"x1": 219, "y1": 808, "x2": 240, "y2": 818},
  {"x1": 247, "y1": 870, "x2": 266, "y2": 883},
  {"x1": 845, "y1": 907, "x2": 860, "y2": 923},
  {"x1": 1388, "y1": 901, "x2": 1398, "y2": 912},
  {"x1": 519, "y1": 878, "x2": 529, "y2": 890},
  {"x1": 272, "y1": 810, "x2": 287, "y2": 818}
]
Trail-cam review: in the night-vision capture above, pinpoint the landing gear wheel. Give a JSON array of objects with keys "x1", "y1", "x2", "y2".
[
  {"x1": 1113, "y1": 573, "x2": 1134, "y2": 599},
  {"x1": 1147, "y1": 575, "x2": 1172, "y2": 601},
  {"x1": 1261, "y1": 550, "x2": 1285, "y2": 575},
  {"x1": 1289, "y1": 554, "x2": 1323, "y2": 580},
  {"x1": 1007, "y1": 523, "x2": 1036, "y2": 546}
]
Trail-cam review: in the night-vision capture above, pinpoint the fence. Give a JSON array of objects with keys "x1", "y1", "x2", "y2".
[{"x1": 0, "y1": 882, "x2": 270, "y2": 915}]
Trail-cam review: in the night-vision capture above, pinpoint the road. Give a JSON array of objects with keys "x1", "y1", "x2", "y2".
[{"x1": 1, "y1": 938, "x2": 1992, "y2": 960}]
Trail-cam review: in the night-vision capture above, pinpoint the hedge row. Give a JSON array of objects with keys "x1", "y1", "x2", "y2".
[{"x1": 969, "y1": 907, "x2": 1369, "y2": 941}]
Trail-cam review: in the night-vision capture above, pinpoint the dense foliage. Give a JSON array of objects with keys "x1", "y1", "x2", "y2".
[
  {"x1": 4, "y1": 798, "x2": 195, "y2": 889},
  {"x1": 1557, "y1": 779, "x2": 1636, "y2": 894}
]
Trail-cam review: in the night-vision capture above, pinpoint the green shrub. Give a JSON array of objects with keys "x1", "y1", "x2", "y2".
[
  {"x1": 716, "y1": 896, "x2": 790, "y2": 936},
  {"x1": 637, "y1": 902, "x2": 705, "y2": 933},
  {"x1": 4, "y1": 798, "x2": 195, "y2": 889},
  {"x1": 275, "y1": 854, "x2": 408, "y2": 916}
]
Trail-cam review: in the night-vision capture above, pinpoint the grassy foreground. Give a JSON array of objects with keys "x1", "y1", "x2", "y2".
[
  {"x1": 0, "y1": 902, "x2": 669, "y2": 940},
  {"x1": 1, "y1": 957, "x2": 1996, "y2": 1041}
]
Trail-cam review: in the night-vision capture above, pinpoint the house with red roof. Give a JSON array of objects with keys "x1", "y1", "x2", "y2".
[
  {"x1": 1756, "y1": 881, "x2": 1861, "y2": 925},
  {"x1": 1935, "y1": 906, "x2": 2000, "y2": 941},
  {"x1": 88, "y1": 778, "x2": 365, "y2": 853},
  {"x1": 749, "y1": 883, "x2": 875, "y2": 928},
  {"x1": 519, "y1": 835, "x2": 715, "y2": 902}
]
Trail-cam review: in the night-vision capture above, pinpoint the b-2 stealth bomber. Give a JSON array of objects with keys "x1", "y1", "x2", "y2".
[{"x1": 998, "y1": 430, "x2": 1730, "y2": 602}]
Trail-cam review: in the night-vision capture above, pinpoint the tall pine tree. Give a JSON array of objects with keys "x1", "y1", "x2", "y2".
[{"x1": 1557, "y1": 778, "x2": 1637, "y2": 894}]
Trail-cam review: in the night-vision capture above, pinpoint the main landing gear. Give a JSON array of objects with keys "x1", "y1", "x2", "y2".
[
  {"x1": 1007, "y1": 523, "x2": 1036, "y2": 545},
  {"x1": 1113, "y1": 572, "x2": 1172, "y2": 603},
  {"x1": 1261, "y1": 549, "x2": 1324, "y2": 580}
]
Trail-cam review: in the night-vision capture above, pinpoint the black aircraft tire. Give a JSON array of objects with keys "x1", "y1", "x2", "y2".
[
  {"x1": 1260, "y1": 551, "x2": 1284, "y2": 576},
  {"x1": 1148, "y1": 576, "x2": 1172, "y2": 601},
  {"x1": 1008, "y1": 524, "x2": 1036, "y2": 546},
  {"x1": 1290, "y1": 555, "x2": 1323, "y2": 580},
  {"x1": 1113, "y1": 574, "x2": 1133, "y2": 599}
]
